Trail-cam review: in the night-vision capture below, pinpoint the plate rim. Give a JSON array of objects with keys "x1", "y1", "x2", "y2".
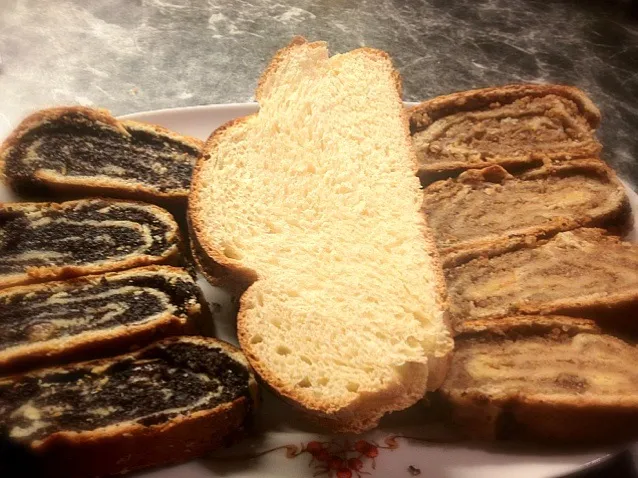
[
  {"x1": 117, "y1": 101, "x2": 421, "y2": 121},
  {"x1": 118, "y1": 101, "x2": 260, "y2": 119},
  {"x1": 120, "y1": 102, "x2": 628, "y2": 478}
]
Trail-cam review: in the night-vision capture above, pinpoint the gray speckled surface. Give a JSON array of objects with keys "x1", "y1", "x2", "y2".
[
  {"x1": 1, "y1": 0, "x2": 637, "y2": 182},
  {"x1": 0, "y1": 0, "x2": 637, "y2": 475}
]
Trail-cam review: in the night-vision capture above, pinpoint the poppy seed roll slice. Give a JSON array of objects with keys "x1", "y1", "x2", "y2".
[
  {"x1": 0, "y1": 198, "x2": 181, "y2": 289},
  {"x1": 0, "y1": 336, "x2": 257, "y2": 478},
  {"x1": 0, "y1": 106, "x2": 203, "y2": 206},
  {"x1": 0, "y1": 265, "x2": 209, "y2": 374}
]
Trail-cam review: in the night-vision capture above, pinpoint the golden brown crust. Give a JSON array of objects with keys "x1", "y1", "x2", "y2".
[
  {"x1": 447, "y1": 228, "x2": 638, "y2": 334},
  {"x1": 454, "y1": 315, "x2": 601, "y2": 339},
  {"x1": 409, "y1": 83, "x2": 601, "y2": 131},
  {"x1": 439, "y1": 316, "x2": 638, "y2": 444},
  {"x1": 521, "y1": 291, "x2": 638, "y2": 329},
  {"x1": 409, "y1": 83, "x2": 602, "y2": 180},
  {"x1": 426, "y1": 159, "x2": 631, "y2": 268},
  {"x1": 441, "y1": 391, "x2": 638, "y2": 443},
  {"x1": 255, "y1": 36, "x2": 320, "y2": 102},
  {"x1": 188, "y1": 115, "x2": 261, "y2": 294},
  {"x1": 189, "y1": 40, "x2": 452, "y2": 432},
  {"x1": 37, "y1": 400, "x2": 252, "y2": 478},
  {"x1": 6, "y1": 336, "x2": 257, "y2": 478},
  {"x1": 0, "y1": 106, "x2": 204, "y2": 208},
  {"x1": 0, "y1": 198, "x2": 183, "y2": 289},
  {"x1": 0, "y1": 265, "x2": 209, "y2": 375}
]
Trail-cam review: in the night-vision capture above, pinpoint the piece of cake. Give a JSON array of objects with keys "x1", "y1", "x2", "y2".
[
  {"x1": 439, "y1": 316, "x2": 638, "y2": 443},
  {"x1": 0, "y1": 266, "x2": 209, "y2": 374},
  {"x1": 0, "y1": 107, "x2": 203, "y2": 206},
  {"x1": 0, "y1": 336, "x2": 257, "y2": 478},
  {"x1": 410, "y1": 84, "x2": 601, "y2": 184},
  {"x1": 446, "y1": 228, "x2": 638, "y2": 333},
  {"x1": 0, "y1": 198, "x2": 181, "y2": 289},
  {"x1": 423, "y1": 160, "x2": 630, "y2": 267}
]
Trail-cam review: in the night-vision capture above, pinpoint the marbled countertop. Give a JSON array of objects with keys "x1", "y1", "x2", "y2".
[{"x1": 1, "y1": 0, "x2": 637, "y2": 182}]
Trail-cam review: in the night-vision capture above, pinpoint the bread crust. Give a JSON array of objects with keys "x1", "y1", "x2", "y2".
[
  {"x1": 0, "y1": 106, "x2": 204, "y2": 208},
  {"x1": 447, "y1": 228, "x2": 638, "y2": 334},
  {"x1": 410, "y1": 83, "x2": 601, "y2": 130},
  {"x1": 37, "y1": 401, "x2": 252, "y2": 478},
  {"x1": 2, "y1": 336, "x2": 258, "y2": 478},
  {"x1": 439, "y1": 316, "x2": 638, "y2": 443},
  {"x1": 409, "y1": 83, "x2": 602, "y2": 180},
  {"x1": 454, "y1": 315, "x2": 602, "y2": 337},
  {"x1": 0, "y1": 198, "x2": 183, "y2": 289},
  {"x1": 189, "y1": 38, "x2": 452, "y2": 432},
  {"x1": 442, "y1": 391, "x2": 638, "y2": 443},
  {"x1": 425, "y1": 159, "x2": 632, "y2": 268},
  {"x1": 0, "y1": 265, "x2": 210, "y2": 375},
  {"x1": 189, "y1": 115, "x2": 261, "y2": 294}
]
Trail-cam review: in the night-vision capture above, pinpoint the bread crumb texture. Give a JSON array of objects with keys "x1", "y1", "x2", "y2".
[{"x1": 191, "y1": 40, "x2": 452, "y2": 428}]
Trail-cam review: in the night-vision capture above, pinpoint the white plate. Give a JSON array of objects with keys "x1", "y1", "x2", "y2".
[{"x1": 3, "y1": 103, "x2": 637, "y2": 478}]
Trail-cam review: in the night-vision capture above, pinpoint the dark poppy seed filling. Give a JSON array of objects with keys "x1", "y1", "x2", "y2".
[
  {"x1": 0, "y1": 199, "x2": 177, "y2": 278},
  {"x1": 4, "y1": 112, "x2": 199, "y2": 194},
  {"x1": 0, "y1": 339, "x2": 250, "y2": 442},
  {"x1": 0, "y1": 269, "x2": 200, "y2": 351}
]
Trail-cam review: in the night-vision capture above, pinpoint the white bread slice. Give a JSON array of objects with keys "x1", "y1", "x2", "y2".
[{"x1": 189, "y1": 37, "x2": 453, "y2": 432}]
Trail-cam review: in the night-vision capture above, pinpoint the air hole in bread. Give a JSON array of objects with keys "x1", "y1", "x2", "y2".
[
  {"x1": 222, "y1": 242, "x2": 243, "y2": 260},
  {"x1": 407, "y1": 336, "x2": 420, "y2": 348},
  {"x1": 297, "y1": 377, "x2": 312, "y2": 388},
  {"x1": 276, "y1": 345, "x2": 292, "y2": 356},
  {"x1": 346, "y1": 382, "x2": 360, "y2": 393},
  {"x1": 250, "y1": 335, "x2": 263, "y2": 344},
  {"x1": 265, "y1": 219, "x2": 281, "y2": 233}
]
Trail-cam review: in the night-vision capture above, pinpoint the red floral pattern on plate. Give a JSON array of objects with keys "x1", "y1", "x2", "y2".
[{"x1": 246, "y1": 436, "x2": 403, "y2": 478}]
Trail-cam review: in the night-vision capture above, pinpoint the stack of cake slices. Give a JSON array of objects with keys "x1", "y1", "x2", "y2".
[
  {"x1": 410, "y1": 84, "x2": 638, "y2": 443},
  {"x1": 0, "y1": 109, "x2": 257, "y2": 477}
]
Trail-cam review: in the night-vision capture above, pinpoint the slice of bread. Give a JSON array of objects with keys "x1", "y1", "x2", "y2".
[
  {"x1": 439, "y1": 316, "x2": 638, "y2": 443},
  {"x1": 0, "y1": 107, "x2": 203, "y2": 206},
  {"x1": 0, "y1": 198, "x2": 181, "y2": 289},
  {"x1": 446, "y1": 228, "x2": 638, "y2": 333},
  {"x1": 423, "y1": 160, "x2": 630, "y2": 267},
  {"x1": 0, "y1": 336, "x2": 257, "y2": 478},
  {"x1": 0, "y1": 265, "x2": 209, "y2": 374},
  {"x1": 409, "y1": 84, "x2": 601, "y2": 184},
  {"x1": 189, "y1": 37, "x2": 453, "y2": 432}
]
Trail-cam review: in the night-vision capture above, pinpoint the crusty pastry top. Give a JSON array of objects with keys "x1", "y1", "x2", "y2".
[
  {"x1": 0, "y1": 337, "x2": 251, "y2": 443},
  {"x1": 410, "y1": 84, "x2": 602, "y2": 177},
  {"x1": 0, "y1": 107, "x2": 202, "y2": 200},
  {"x1": 423, "y1": 161, "x2": 628, "y2": 266},
  {"x1": 0, "y1": 199, "x2": 180, "y2": 288},
  {"x1": 446, "y1": 228, "x2": 638, "y2": 330}
]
